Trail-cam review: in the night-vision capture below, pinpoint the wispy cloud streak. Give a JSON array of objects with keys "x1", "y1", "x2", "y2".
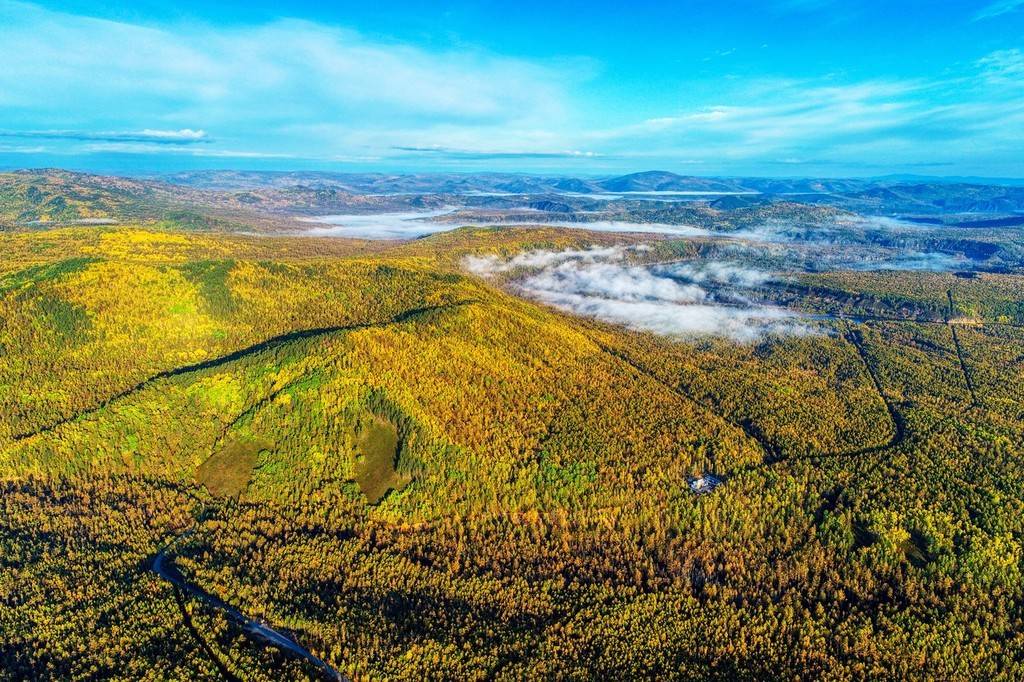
[
  {"x1": 974, "y1": 0, "x2": 1024, "y2": 20},
  {"x1": 394, "y1": 146, "x2": 602, "y2": 160},
  {"x1": 0, "y1": 129, "x2": 209, "y2": 144}
]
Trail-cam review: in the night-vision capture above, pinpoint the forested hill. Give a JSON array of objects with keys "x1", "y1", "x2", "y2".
[
  {"x1": 2, "y1": 224, "x2": 1023, "y2": 679},
  {"x1": 4, "y1": 169, "x2": 1024, "y2": 233}
]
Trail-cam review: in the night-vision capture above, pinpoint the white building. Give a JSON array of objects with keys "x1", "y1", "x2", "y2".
[{"x1": 688, "y1": 473, "x2": 723, "y2": 494}]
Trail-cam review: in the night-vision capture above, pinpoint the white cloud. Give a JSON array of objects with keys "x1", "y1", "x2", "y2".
[
  {"x1": 852, "y1": 252, "x2": 966, "y2": 272},
  {"x1": 976, "y1": 49, "x2": 1024, "y2": 86},
  {"x1": 658, "y1": 261, "x2": 775, "y2": 287},
  {"x1": 394, "y1": 146, "x2": 603, "y2": 159},
  {"x1": 974, "y1": 0, "x2": 1024, "y2": 20},
  {"x1": 586, "y1": 66, "x2": 1024, "y2": 173},
  {"x1": 0, "y1": 144, "x2": 46, "y2": 153},
  {"x1": 77, "y1": 142, "x2": 295, "y2": 158},
  {"x1": 301, "y1": 210, "x2": 459, "y2": 239},
  {"x1": 0, "y1": 0, "x2": 1021, "y2": 174},
  {"x1": 137, "y1": 129, "x2": 208, "y2": 142},
  {"x1": 524, "y1": 261, "x2": 709, "y2": 304},
  {"x1": 466, "y1": 248, "x2": 813, "y2": 342},
  {"x1": 464, "y1": 246, "x2": 629, "y2": 274},
  {"x1": 0, "y1": 128, "x2": 209, "y2": 144},
  {"x1": 598, "y1": 80, "x2": 923, "y2": 151},
  {"x1": 0, "y1": 1, "x2": 578, "y2": 156},
  {"x1": 535, "y1": 293, "x2": 810, "y2": 342}
]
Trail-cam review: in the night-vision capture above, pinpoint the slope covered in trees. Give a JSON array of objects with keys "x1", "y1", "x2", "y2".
[{"x1": 2, "y1": 225, "x2": 1023, "y2": 680}]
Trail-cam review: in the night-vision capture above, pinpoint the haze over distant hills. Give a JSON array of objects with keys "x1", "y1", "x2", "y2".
[
  {"x1": 153, "y1": 168, "x2": 1024, "y2": 200},
  {"x1": 5, "y1": 169, "x2": 1022, "y2": 234},
  {"x1": 6, "y1": 0, "x2": 1024, "y2": 678},
  {"x1": 5, "y1": 160, "x2": 1024, "y2": 680}
]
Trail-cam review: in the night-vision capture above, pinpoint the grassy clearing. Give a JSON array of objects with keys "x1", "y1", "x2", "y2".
[
  {"x1": 195, "y1": 437, "x2": 269, "y2": 497},
  {"x1": 353, "y1": 414, "x2": 405, "y2": 504}
]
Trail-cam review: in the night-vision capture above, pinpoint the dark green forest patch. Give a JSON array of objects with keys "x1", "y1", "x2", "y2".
[
  {"x1": 0, "y1": 257, "x2": 98, "y2": 294},
  {"x1": 35, "y1": 295, "x2": 91, "y2": 341},
  {"x1": 179, "y1": 259, "x2": 237, "y2": 317}
]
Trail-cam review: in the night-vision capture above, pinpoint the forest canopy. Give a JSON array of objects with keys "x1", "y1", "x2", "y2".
[{"x1": 2, "y1": 222, "x2": 1023, "y2": 681}]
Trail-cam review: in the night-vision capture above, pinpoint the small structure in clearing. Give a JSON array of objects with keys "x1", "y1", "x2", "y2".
[{"x1": 688, "y1": 473, "x2": 723, "y2": 495}]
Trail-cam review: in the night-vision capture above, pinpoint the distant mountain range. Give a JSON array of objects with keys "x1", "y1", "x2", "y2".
[
  {"x1": 155, "y1": 169, "x2": 854, "y2": 194},
  {"x1": 3, "y1": 168, "x2": 1024, "y2": 230},
  {"x1": 155, "y1": 169, "x2": 1024, "y2": 215}
]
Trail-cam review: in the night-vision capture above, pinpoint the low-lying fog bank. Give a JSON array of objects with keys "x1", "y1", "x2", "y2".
[
  {"x1": 300, "y1": 210, "x2": 459, "y2": 239},
  {"x1": 466, "y1": 246, "x2": 815, "y2": 342},
  {"x1": 463, "y1": 231, "x2": 1001, "y2": 341},
  {"x1": 303, "y1": 209, "x2": 1002, "y2": 276},
  {"x1": 300, "y1": 210, "x2": 712, "y2": 239}
]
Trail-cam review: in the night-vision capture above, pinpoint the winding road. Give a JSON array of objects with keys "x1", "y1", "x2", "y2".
[
  {"x1": 5, "y1": 301, "x2": 479, "y2": 679},
  {"x1": 591, "y1": 319, "x2": 904, "y2": 472},
  {"x1": 151, "y1": 520, "x2": 347, "y2": 681},
  {"x1": 10, "y1": 289, "x2": 999, "y2": 677},
  {"x1": 947, "y1": 290, "x2": 983, "y2": 409}
]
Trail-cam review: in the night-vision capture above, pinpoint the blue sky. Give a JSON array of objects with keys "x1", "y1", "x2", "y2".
[{"x1": 1, "y1": 0, "x2": 1022, "y2": 176}]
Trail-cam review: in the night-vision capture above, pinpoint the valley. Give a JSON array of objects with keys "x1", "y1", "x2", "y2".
[
  {"x1": 5, "y1": 1, "x2": 1024, "y2": 677},
  {"x1": 2, "y1": 174, "x2": 1023, "y2": 678}
]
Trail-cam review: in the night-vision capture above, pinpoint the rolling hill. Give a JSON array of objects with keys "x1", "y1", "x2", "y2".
[{"x1": 2, "y1": 221, "x2": 1023, "y2": 679}]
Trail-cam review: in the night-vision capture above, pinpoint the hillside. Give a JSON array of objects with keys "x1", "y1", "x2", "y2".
[
  {"x1": 0, "y1": 169, "x2": 171, "y2": 225},
  {"x1": 2, "y1": 224, "x2": 1023, "y2": 679},
  {"x1": 5, "y1": 170, "x2": 1024, "y2": 242}
]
